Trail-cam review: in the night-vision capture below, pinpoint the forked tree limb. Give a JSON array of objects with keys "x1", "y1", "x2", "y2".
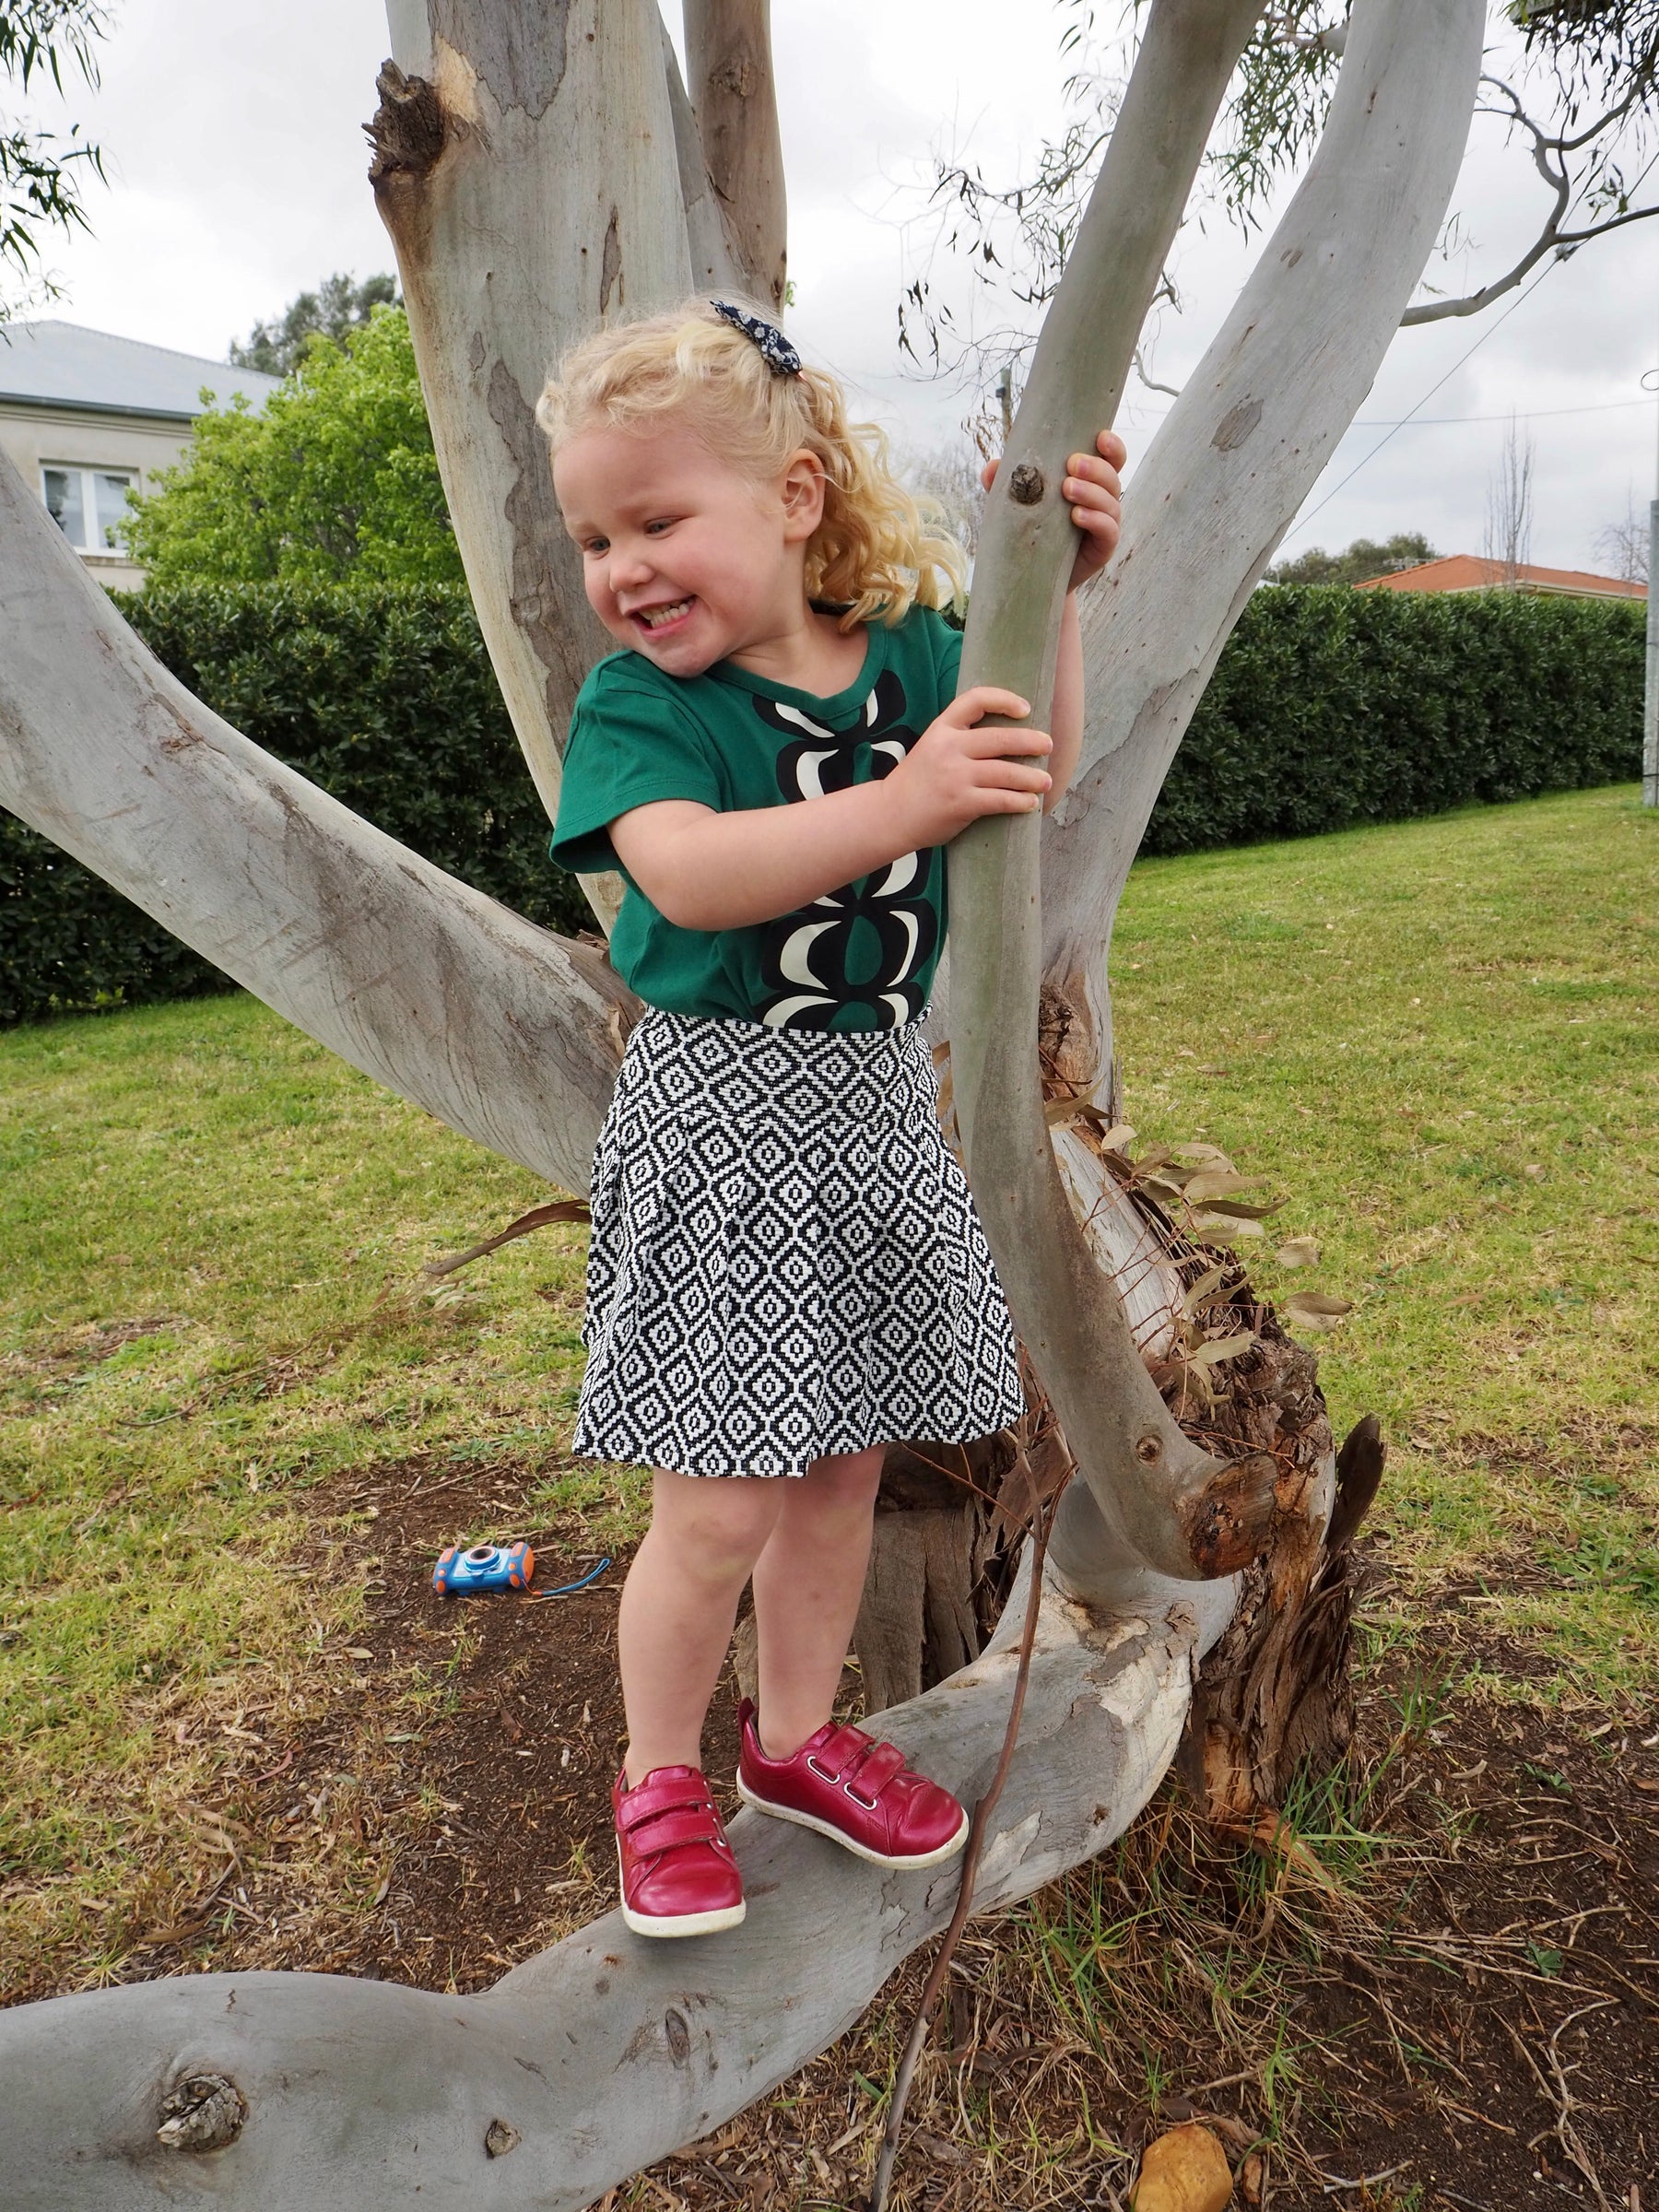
[
  {"x1": 1044, "y1": 0, "x2": 1487, "y2": 1075},
  {"x1": 0, "y1": 1558, "x2": 1221, "y2": 2211},
  {"x1": 685, "y1": 0, "x2": 788, "y2": 312},
  {"x1": 0, "y1": 453, "x2": 633, "y2": 1199},
  {"x1": 951, "y1": 0, "x2": 1278, "y2": 1589}
]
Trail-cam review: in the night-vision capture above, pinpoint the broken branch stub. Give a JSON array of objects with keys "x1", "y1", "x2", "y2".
[{"x1": 950, "y1": 0, "x2": 1277, "y2": 1585}]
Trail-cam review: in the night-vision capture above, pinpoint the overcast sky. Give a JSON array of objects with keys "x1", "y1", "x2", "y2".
[{"x1": 10, "y1": 0, "x2": 1657, "y2": 571}]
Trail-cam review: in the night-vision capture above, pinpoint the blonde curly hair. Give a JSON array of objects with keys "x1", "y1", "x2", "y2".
[{"x1": 535, "y1": 299, "x2": 966, "y2": 630}]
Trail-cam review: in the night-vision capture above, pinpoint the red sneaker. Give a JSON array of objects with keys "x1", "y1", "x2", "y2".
[
  {"x1": 613, "y1": 1765, "x2": 746, "y2": 1938},
  {"x1": 735, "y1": 1700, "x2": 970, "y2": 1870}
]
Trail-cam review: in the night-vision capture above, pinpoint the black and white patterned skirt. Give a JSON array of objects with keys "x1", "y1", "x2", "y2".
[{"x1": 571, "y1": 1005, "x2": 1027, "y2": 1478}]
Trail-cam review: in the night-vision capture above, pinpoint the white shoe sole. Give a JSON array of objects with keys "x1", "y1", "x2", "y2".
[
  {"x1": 736, "y1": 1779, "x2": 970, "y2": 1870},
  {"x1": 617, "y1": 1844, "x2": 746, "y2": 1938}
]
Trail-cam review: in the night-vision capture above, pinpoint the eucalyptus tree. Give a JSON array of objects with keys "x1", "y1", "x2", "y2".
[
  {"x1": 0, "y1": 0, "x2": 110, "y2": 316},
  {"x1": 0, "y1": 0, "x2": 1481, "y2": 2202}
]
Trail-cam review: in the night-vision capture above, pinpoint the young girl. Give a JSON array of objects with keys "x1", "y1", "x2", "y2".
[{"x1": 540, "y1": 299, "x2": 1124, "y2": 1938}]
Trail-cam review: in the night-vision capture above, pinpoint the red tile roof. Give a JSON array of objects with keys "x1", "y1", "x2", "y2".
[{"x1": 1357, "y1": 554, "x2": 1645, "y2": 600}]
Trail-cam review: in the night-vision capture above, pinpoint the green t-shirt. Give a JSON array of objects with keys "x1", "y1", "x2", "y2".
[{"x1": 549, "y1": 605, "x2": 963, "y2": 1032}]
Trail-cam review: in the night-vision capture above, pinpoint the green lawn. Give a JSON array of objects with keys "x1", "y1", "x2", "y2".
[{"x1": 2, "y1": 781, "x2": 1655, "y2": 1996}]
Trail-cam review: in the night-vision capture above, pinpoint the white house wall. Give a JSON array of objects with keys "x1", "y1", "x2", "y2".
[{"x1": 0, "y1": 402, "x2": 193, "y2": 590}]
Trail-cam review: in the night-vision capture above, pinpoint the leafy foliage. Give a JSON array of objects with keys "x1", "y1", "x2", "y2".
[
  {"x1": 0, "y1": 584, "x2": 589, "y2": 1024},
  {"x1": 1145, "y1": 584, "x2": 1643, "y2": 855},
  {"x1": 229, "y1": 271, "x2": 401, "y2": 378},
  {"x1": 1265, "y1": 533, "x2": 1438, "y2": 587},
  {"x1": 123, "y1": 306, "x2": 463, "y2": 588},
  {"x1": 0, "y1": 0, "x2": 110, "y2": 318}
]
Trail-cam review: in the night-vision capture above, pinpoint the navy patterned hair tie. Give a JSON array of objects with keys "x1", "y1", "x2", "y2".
[{"x1": 711, "y1": 299, "x2": 802, "y2": 378}]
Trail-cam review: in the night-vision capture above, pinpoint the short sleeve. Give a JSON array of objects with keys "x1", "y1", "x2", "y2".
[
  {"x1": 549, "y1": 664, "x2": 724, "y2": 876},
  {"x1": 931, "y1": 609, "x2": 964, "y2": 704}
]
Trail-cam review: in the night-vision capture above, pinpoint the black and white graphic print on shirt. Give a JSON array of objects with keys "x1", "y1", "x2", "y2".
[{"x1": 751, "y1": 670, "x2": 940, "y2": 1031}]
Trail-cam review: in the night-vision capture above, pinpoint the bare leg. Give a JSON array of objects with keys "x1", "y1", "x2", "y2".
[
  {"x1": 618, "y1": 1469, "x2": 785, "y2": 1784},
  {"x1": 750, "y1": 1444, "x2": 886, "y2": 1759}
]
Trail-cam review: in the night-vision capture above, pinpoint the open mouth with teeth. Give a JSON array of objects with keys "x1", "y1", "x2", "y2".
[{"x1": 632, "y1": 598, "x2": 695, "y2": 634}]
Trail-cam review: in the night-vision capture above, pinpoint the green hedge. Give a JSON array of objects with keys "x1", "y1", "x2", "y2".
[
  {"x1": 1, "y1": 582, "x2": 1644, "y2": 1025},
  {"x1": 1142, "y1": 585, "x2": 1643, "y2": 853},
  {"x1": 2, "y1": 584, "x2": 589, "y2": 1026}
]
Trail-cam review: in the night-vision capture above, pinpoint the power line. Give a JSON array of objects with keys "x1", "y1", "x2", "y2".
[
  {"x1": 1292, "y1": 259, "x2": 1561, "y2": 531},
  {"x1": 1350, "y1": 394, "x2": 1653, "y2": 428}
]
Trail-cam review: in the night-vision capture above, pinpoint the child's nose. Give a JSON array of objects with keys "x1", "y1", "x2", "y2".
[{"x1": 608, "y1": 539, "x2": 655, "y2": 590}]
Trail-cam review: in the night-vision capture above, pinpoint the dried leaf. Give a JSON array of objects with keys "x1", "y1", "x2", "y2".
[
  {"x1": 1181, "y1": 1264, "x2": 1229, "y2": 1316},
  {"x1": 1196, "y1": 1195, "x2": 1285, "y2": 1220},
  {"x1": 1189, "y1": 1332, "x2": 1258, "y2": 1367},
  {"x1": 1183, "y1": 1170, "x2": 1254, "y2": 1204},
  {"x1": 1194, "y1": 1213, "x2": 1265, "y2": 1241},
  {"x1": 1275, "y1": 1236, "x2": 1321, "y2": 1268},
  {"x1": 1096, "y1": 1122, "x2": 1136, "y2": 1153},
  {"x1": 1043, "y1": 1096, "x2": 1088, "y2": 1126},
  {"x1": 1171, "y1": 1142, "x2": 1234, "y2": 1170},
  {"x1": 1285, "y1": 1290, "x2": 1354, "y2": 1330}
]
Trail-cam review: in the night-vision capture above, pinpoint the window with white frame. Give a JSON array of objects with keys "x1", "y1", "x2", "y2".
[{"x1": 41, "y1": 465, "x2": 136, "y2": 555}]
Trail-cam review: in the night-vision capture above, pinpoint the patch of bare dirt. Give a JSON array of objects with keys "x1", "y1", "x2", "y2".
[{"x1": 48, "y1": 1460, "x2": 1659, "y2": 2208}]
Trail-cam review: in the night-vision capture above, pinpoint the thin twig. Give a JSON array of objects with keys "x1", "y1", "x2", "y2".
[{"x1": 867, "y1": 1467, "x2": 1065, "y2": 2212}]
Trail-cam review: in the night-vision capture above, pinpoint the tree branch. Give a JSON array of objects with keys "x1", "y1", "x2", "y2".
[
  {"x1": 0, "y1": 449, "x2": 633, "y2": 1196},
  {"x1": 370, "y1": 0, "x2": 699, "y2": 935},
  {"x1": 685, "y1": 0, "x2": 787, "y2": 311},
  {"x1": 1402, "y1": 73, "x2": 1650, "y2": 323},
  {"x1": 0, "y1": 1555, "x2": 1217, "y2": 2210},
  {"x1": 949, "y1": 0, "x2": 1280, "y2": 1587},
  {"x1": 1044, "y1": 0, "x2": 1486, "y2": 1079}
]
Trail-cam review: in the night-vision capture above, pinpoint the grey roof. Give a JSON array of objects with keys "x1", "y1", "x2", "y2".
[{"x1": 0, "y1": 321, "x2": 283, "y2": 421}]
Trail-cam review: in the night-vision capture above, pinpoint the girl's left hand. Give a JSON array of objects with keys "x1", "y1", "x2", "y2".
[{"x1": 981, "y1": 426, "x2": 1126, "y2": 593}]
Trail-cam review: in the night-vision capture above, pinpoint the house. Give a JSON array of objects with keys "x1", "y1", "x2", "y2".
[
  {"x1": 0, "y1": 322, "x2": 282, "y2": 590},
  {"x1": 1357, "y1": 554, "x2": 1646, "y2": 603}
]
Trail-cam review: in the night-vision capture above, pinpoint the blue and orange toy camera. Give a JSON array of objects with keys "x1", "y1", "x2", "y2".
[{"x1": 432, "y1": 1539, "x2": 535, "y2": 1596}]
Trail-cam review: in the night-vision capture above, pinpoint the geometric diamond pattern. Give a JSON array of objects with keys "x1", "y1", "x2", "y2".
[{"x1": 572, "y1": 1005, "x2": 1027, "y2": 1478}]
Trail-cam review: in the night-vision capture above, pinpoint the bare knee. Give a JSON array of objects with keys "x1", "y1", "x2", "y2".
[
  {"x1": 647, "y1": 1470, "x2": 782, "y2": 1585},
  {"x1": 800, "y1": 1444, "x2": 886, "y2": 1512}
]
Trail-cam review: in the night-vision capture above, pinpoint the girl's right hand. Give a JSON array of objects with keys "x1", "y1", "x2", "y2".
[{"x1": 889, "y1": 687, "x2": 1054, "y2": 848}]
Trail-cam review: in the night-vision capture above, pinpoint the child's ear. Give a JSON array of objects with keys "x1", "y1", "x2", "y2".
[{"x1": 779, "y1": 450, "x2": 828, "y2": 542}]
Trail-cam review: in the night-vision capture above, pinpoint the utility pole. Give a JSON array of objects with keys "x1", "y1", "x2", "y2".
[{"x1": 1647, "y1": 304, "x2": 1658, "y2": 807}]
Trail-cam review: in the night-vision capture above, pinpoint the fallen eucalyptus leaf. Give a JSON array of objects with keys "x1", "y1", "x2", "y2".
[
  {"x1": 1194, "y1": 1213, "x2": 1265, "y2": 1241},
  {"x1": 1285, "y1": 1290, "x2": 1354, "y2": 1330},
  {"x1": 1276, "y1": 1236, "x2": 1322, "y2": 1267}
]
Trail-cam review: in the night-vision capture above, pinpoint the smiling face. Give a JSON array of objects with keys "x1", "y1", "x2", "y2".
[{"x1": 552, "y1": 416, "x2": 823, "y2": 680}]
